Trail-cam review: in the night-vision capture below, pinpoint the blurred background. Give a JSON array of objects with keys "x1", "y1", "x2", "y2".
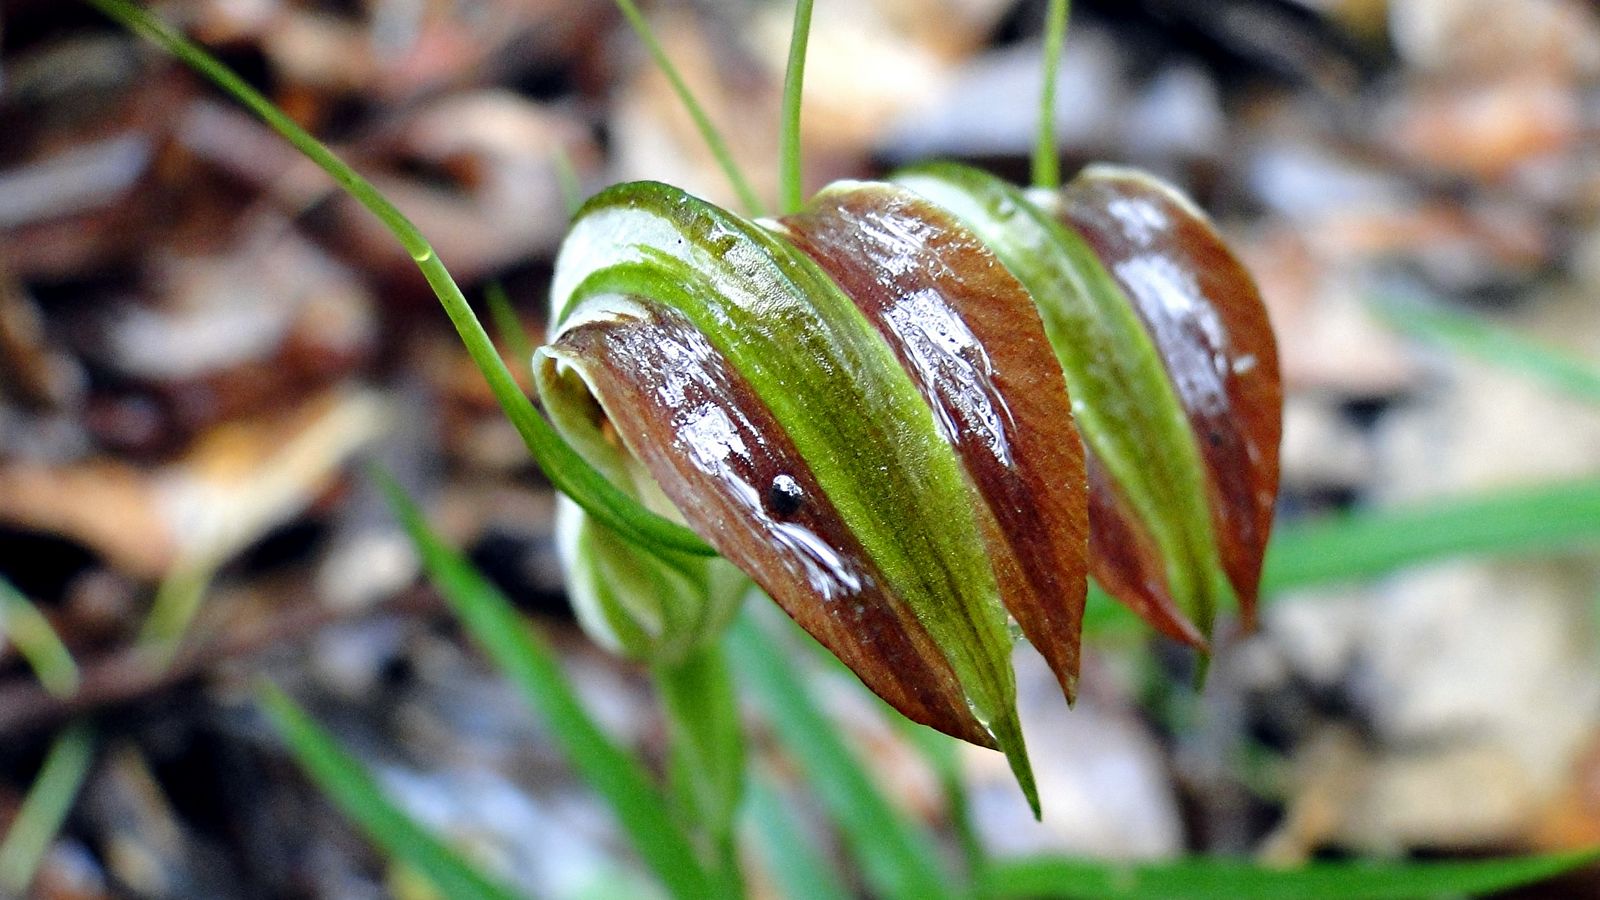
[{"x1": 3, "y1": 0, "x2": 1600, "y2": 896}]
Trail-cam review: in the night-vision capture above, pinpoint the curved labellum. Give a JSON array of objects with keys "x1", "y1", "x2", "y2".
[
  {"x1": 538, "y1": 181, "x2": 1041, "y2": 811},
  {"x1": 776, "y1": 182, "x2": 1089, "y2": 702},
  {"x1": 554, "y1": 494, "x2": 747, "y2": 665},
  {"x1": 892, "y1": 162, "x2": 1266, "y2": 647},
  {"x1": 1054, "y1": 166, "x2": 1281, "y2": 630}
]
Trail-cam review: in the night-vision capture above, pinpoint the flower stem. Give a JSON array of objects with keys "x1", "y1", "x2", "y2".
[
  {"x1": 1032, "y1": 0, "x2": 1071, "y2": 189},
  {"x1": 779, "y1": 0, "x2": 817, "y2": 214},
  {"x1": 655, "y1": 641, "x2": 745, "y2": 899}
]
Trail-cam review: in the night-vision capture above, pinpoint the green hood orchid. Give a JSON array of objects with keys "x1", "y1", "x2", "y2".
[{"x1": 536, "y1": 164, "x2": 1280, "y2": 813}]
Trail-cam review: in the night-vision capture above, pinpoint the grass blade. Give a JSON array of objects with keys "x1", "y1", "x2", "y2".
[
  {"x1": 87, "y1": 0, "x2": 713, "y2": 560},
  {"x1": 1032, "y1": 0, "x2": 1071, "y2": 189},
  {"x1": 778, "y1": 0, "x2": 816, "y2": 214},
  {"x1": 978, "y1": 848, "x2": 1600, "y2": 899},
  {"x1": 0, "y1": 723, "x2": 95, "y2": 896},
  {"x1": 486, "y1": 282, "x2": 536, "y2": 385},
  {"x1": 259, "y1": 686, "x2": 522, "y2": 900},
  {"x1": 892, "y1": 721, "x2": 987, "y2": 881},
  {"x1": 1262, "y1": 477, "x2": 1600, "y2": 593},
  {"x1": 134, "y1": 560, "x2": 215, "y2": 670},
  {"x1": 1375, "y1": 297, "x2": 1600, "y2": 404},
  {"x1": 743, "y1": 768, "x2": 851, "y2": 900},
  {"x1": 0, "y1": 578, "x2": 80, "y2": 698},
  {"x1": 375, "y1": 472, "x2": 715, "y2": 900},
  {"x1": 611, "y1": 0, "x2": 766, "y2": 216},
  {"x1": 726, "y1": 615, "x2": 957, "y2": 900},
  {"x1": 1085, "y1": 476, "x2": 1600, "y2": 634}
]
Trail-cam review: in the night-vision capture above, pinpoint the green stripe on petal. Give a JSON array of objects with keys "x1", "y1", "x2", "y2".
[
  {"x1": 779, "y1": 181, "x2": 1089, "y2": 705},
  {"x1": 544, "y1": 182, "x2": 1037, "y2": 811},
  {"x1": 540, "y1": 303, "x2": 996, "y2": 749},
  {"x1": 1057, "y1": 166, "x2": 1281, "y2": 630},
  {"x1": 893, "y1": 163, "x2": 1229, "y2": 646}
]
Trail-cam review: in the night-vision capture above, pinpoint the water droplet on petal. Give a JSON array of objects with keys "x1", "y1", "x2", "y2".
[{"x1": 767, "y1": 474, "x2": 804, "y2": 516}]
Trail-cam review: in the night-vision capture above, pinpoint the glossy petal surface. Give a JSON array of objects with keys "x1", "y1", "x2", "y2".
[
  {"x1": 1056, "y1": 166, "x2": 1281, "y2": 628},
  {"x1": 894, "y1": 163, "x2": 1228, "y2": 645},
  {"x1": 542, "y1": 182, "x2": 1036, "y2": 804},
  {"x1": 779, "y1": 182, "x2": 1088, "y2": 700},
  {"x1": 539, "y1": 304, "x2": 992, "y2": 744}
]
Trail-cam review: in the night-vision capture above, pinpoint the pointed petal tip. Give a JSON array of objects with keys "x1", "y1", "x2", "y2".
[
  {"x1": 1239, "y1": 604, "x2": 1261, "y2": 635},
  {"x1": 1062, "y1": 167, "x2": 1282, "y2": 650},
  {"x1": 989, "y1": 706, "x2": 1041, "y2": 820}
]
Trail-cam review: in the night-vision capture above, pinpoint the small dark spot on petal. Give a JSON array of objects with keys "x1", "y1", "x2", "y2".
[{"x1": 767, "y1": 474, "x2": 804, "y2": 516}]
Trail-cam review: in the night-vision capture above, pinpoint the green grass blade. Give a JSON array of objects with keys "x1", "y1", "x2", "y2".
[
  {"x1": 0, "y1": 578, "x2": 80, "y2": 698},
  {"x1": 259, "y1": 686, "x2": 523, "y2": 900},
  {"x1": 375, "y1": 472, "x2": 715, "y2": 900},
  {"x1": 1262, "y1": 477, "x2": 1600, "y2": 593},
  {"x1": 486, "y1": 282, "x2": 536, "y2": 385},
  {"x1": 743, "y1": 768, "x2": 851, "y2": 900},
  {"x1": 87, "y1": 0, "x2": 713, "y2": 560},
  {"x1": 1085, "y1": 476, "x2": 1600, "y2": 635},
  {"x1": 785, "y1": 614, "x2": 991, "y2": 880},
  {"x1": 135, "y1": 560, "x2": 215, "y2": 670},
  {"x1": 1032, "y1": 0, "x2": 1071, "y2": 189},
  {"x1": 1375, "y1": 298, "x2": 1600, "y2": 404},
  {"x1": 0, "y1": 723, "x2": 95, "y2": 896},
  {"x1": 978, "y1": 848, "x2": 1600, "y2": 899},
  {"x1": 778, "y1": 0, "x2": 816, "y2": 214},
  {"x1": 610, "y1": 0, "x2": 766, "y2": 216},
  {"x1": 892, "y1": 721, "x2": 986, "y2": 881},
  {"x1": 726, "y1": 615, "x2": 957, "y2": 900}
]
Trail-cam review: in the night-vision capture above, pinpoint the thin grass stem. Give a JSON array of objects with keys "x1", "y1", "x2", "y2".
[
  {"x1": 260, "y1": 686, "x2": 521, "y2": 900},
  {"x1": 743, "y1": 767, "x2": 851, "y2": 900},
  {"x1": 1374, "y1": 295, "x2": 1600, "y2": 405},
  {"x1": 727, "y1": 613, "x2": 957, "y2": 900},
  {"x1": 779, "y1": 0, "x2": 816, "y2": 214},
  {"x1": 485, "y1": 282, "x2": 536, "y2": 385},
  {"x1": 135, "y1": 560, "x2": 215, "y2": 670},
  {"x1": 377, "y1": 472, "x2": 718, "y2": 899},
  {"x1": 0, "y1": 724, "x2": 94, "y2": 896},
  {"x1": 980, "y1": 848, "x2": 1600, "y2": 899},
  {"x1": 0, "y1": 578, "x2": 80, "y2": 699},
  {"x1": 1033, "y1": 0, "x2": 1071, "y2": 189},
  {"x1": 551, "y1": 146, "x2": 586, "y2": 217},
  {"x1": 612, "y1": 0, "x2": 767, "y2": 216}
]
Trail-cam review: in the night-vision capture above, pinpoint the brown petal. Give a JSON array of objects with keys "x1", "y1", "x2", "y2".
[
  {"x1": 1059, "y1": 167, "x2": 1282, "y2": 628},
  {"x1": 543, "y1": 300, "x2": 996, "y2": 747},
  {"x1": 1086, "y1": 456, "x2": 1206, "y2": 646},
  {"x1": 780, "y1": 183, "x2": 1089, "y2": 700}
]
